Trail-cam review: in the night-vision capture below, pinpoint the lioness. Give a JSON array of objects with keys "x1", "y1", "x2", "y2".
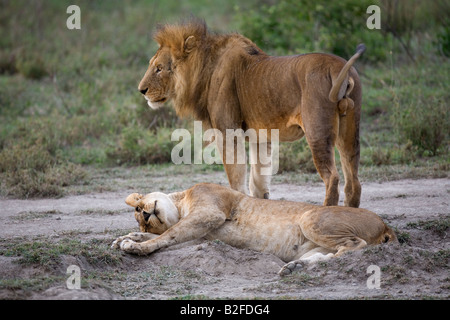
[
  {"x1": 112, "y1": 183, "x2": 396, "y2": 275},
  {"x1": 138, "y1": 19, "x2": 364, "y2": 207}
]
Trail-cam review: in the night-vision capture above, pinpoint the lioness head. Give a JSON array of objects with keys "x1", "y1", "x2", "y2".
[
  {"x1": 137, "y1": 20, "x2": 207, "y2": 110},
  {"x1": 125, "y1": 192, "x2": 180, "y2": 234}
]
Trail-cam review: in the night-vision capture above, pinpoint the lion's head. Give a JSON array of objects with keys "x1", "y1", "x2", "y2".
[
  {"x1": 137, "y1": 45, "x2": 174, "y2": 109},
  {"x1": 138, "y1": 19, "x2": 210, "y2": 118},
  {"x1": 125, "y1": 192, "x2": 180, "y2": 234}
]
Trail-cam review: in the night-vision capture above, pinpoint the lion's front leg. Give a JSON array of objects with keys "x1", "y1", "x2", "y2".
[
  {"x1": 220, "y1": 132, "x2": 248, "y2": 195},
  {"x1": 249, "y1": 141, "x2": 272, "y2": 199},
  {"x1": 111, "y1": 232, "x2": 159, "y2": 249}
]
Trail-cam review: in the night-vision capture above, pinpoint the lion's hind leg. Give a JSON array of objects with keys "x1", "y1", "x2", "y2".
[
  {"x1": 301, "y1": 99, "x2": 340, "y2": 206},
  {"x1": 336, "y1": 111, "x2": 361, "y2": 208}
]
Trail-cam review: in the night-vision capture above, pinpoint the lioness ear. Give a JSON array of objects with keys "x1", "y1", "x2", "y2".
[
  {"x1": 184, "y1": 36, "x2": 196, "y2": 53},
  {"x1": 125, "y1": 193, "x2": 143, "y2": 207}
]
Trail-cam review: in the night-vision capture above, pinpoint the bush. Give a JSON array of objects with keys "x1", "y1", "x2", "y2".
[
  {"x1": 0, "y1": 116, "x2": 91, "y2": 198},
  {"x1": 106, "y1": 125, "x2": 176, "y2": 165},
  {"x1": 0, "y1": 144, "x2": 87, "y2": 198},
  {"x1": 0, "y1": 50, "x2": 17, "y2": 75},
  {"x1": 0, "y1": 144, "x2": 54, "y2": 174},
  {"x1": 390, "y1": 63, "x2": 449, "y2": 156},
  {"x1": 277, "y1": 140, "x2": 316, "y2": 173},
  {"x1": 360, "y1": 142, "x2": 417, "y2": 166},
  {"x1": 15, "y1": 53, "x2": 48, "y2": 80},
  {"x1": 391, "y1": 97, "x2": 448, "y2": 156},
  {"x1": 436, "y1": 25, "x2": 450, "y2": 57},
  {"x1": 235, "y1": 0, "x2": 388, "y2": 62}
]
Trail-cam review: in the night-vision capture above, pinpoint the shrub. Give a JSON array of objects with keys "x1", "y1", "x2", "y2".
[
  {"x1": 15, "y1": 55, "x2": 48, "y2": 80},
  {"x1": 106, "y1": 125, "x2": 176, "y2": 165},
  {"x1": 392, "y1": 98, "x2": 448, "y2": 156},
  {"x1": 235, "y1": 0, "x2": 388, "y2": 62},
  {"x1": 390, "y1": 62, "x2": 449, "y2": 156},
  {"x1": 277, "y1": 140, "x2": 316, "y2": 173},
  {"x1": 0, "y1": 50, "x2": 17, "y2": 75},
  {"x1": 436, "y1": 25, "x2": 450, "y2": 57},
  {"x1": 0, "y1": 143, "x2": 87, "y2": 198},
  {"x1": 0, "y1": 144, "x2": 54, "y2": 173},
  {"x1": 360, "y1": 142, "x2": 418, "y2": 167}
]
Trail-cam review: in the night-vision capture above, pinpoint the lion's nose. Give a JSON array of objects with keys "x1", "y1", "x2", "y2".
[{"x1": 139, "y1": 88, "x2": 148, "y2": 95}]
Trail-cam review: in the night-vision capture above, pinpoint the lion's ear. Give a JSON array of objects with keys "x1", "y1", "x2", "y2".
[
  {"x1": 125, "y1": 193, "x2": 143, "y2": 207},
  {"x1": 184, "y1": 36, "x2": 196, "y2": 53}
]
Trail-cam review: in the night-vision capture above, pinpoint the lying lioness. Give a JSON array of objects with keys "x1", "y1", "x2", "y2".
[{"x1": 112, "y1": 183, "x2": 396, "y2": 275}]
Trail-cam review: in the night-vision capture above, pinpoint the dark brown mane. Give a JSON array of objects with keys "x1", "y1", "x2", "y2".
[
  {"x1": 153, "y1": 19, "x2": 208, "y2": 56},
  {"x1": 152, "y1": 19, "x2": 215, "y2": 122},
  {"x1": 151, "y1": 19, "x2": 264, "y2": 124}
]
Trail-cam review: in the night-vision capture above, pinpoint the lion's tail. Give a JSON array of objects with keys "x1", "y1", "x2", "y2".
[{"x1": 328, "y1": 44, "x2": 366, "y2": 110}]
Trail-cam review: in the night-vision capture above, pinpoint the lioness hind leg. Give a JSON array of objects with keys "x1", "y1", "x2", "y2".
[
  {"x1": 278, "y1": 248, "x2": 334, "y2": 276},
  {"x1": 334, "y1": 237, "x2": 367, "y2": 256},
  {"x1": 278, "y1": 237, "x2": 366, "y2": 276}
]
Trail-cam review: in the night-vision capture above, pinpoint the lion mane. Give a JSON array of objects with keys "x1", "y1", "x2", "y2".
[{"x1": 151, "y1": 19, "x2": 267, "y2": 125}]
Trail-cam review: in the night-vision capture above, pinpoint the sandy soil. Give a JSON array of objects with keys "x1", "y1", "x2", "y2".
[{"x1": 0, "y1": 177, "x2": 448, "y2": 300}]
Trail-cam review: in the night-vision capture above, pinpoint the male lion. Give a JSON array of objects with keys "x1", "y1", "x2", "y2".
[
  {"x1": 112, "y1": 183, "x2": 396, "y2": 275},
  {"x1": 138, "y1": 19, "x2": 365, "y2": 207}
]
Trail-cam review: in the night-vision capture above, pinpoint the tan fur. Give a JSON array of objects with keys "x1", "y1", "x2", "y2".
[
  {"x1": 138, "y1": 19, "x2": 365, "y2": 207},
  {"x1": 112, "y1": 183, "x2": 397, "y2": 275}
]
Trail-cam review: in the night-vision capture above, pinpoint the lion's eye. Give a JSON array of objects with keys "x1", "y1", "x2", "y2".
[{"x1": 156, "y1": 65, "x2": 162, "y2": 73}]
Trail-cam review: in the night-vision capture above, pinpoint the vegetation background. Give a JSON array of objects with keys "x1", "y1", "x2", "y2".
[{"x1": 0, "y1": 0, "x2": 448, "y2": 198}]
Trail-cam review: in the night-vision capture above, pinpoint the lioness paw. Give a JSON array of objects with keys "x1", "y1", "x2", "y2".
[
  {"x1": 111, "y1": 239, "x2": 120, "y2": 249},
  {"x1": 278, "y1": 260, "x2": 303, "y2": 276},
  {"x1": 119, "y1": 239, "x2": 154, "y2": 255},
  {"x1": 111, "y1": 237, "x2": 128, "y2": 249},
  {"x1": 111, "y1": 235, "x2": 131, "y2": 249},
  {"x1": 120, "y1": 239, "x2": 136, "y2": 252}
]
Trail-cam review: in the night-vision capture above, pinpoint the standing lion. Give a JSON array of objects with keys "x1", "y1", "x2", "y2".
[{"x1": 138, "y1": 19, "x2": 365, "y2": 207}]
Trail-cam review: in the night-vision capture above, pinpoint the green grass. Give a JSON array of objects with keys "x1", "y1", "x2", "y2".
[
  {"x1": 0, "y1": 237, "x2": 123, "y2": 267},
  {"x1": 12, "y1": 210, "x2": 62, "y2": 221},
  {"x1": 0, "y1": 275, "x2": 64, "y2": 294},
  {"x1": 406, "y1": 217, "x2": 450, "y2": 237}
]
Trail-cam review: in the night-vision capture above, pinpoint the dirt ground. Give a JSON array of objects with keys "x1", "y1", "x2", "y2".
[{"x1": 0, "y1": 175, "x2": 448, "y2": 300}]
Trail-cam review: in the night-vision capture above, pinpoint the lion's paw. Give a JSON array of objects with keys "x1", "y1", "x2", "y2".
[{"x1": 278, "y1": 260, "x2": 303, "y2": 276}]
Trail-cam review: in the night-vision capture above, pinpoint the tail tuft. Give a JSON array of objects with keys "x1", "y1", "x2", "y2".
[{"x1": 356, "y1": 43, "x2": 366, "y2": 56}]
